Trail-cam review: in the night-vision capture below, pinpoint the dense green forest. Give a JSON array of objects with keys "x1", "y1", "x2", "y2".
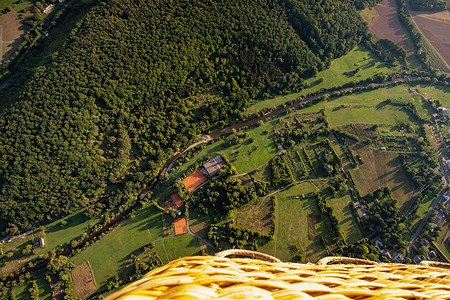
[
  {"x1": 0, "y1": 0, "x2": 371, "y2": 234},
  {"x1": 410, "y1": 0, "x2": 447, "y2": 10}
]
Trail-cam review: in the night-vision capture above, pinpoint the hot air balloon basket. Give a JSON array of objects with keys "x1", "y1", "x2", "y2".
[{"x1": 106, "y1": 249, "x2": 450, "y2": 299}]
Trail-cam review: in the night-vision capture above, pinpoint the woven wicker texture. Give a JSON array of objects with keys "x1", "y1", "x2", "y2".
[{"x1": 106, "y1": 251, "x2": 450, "y2": 299}]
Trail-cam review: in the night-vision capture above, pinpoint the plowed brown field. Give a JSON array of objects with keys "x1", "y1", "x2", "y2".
[
  {"x1": 72, "y1": 261, "x2": 96, "y2": 298},
  {"x1": 412, "y1": 14, "x2": 450, "y2": 66},
  {"x1": 413, "y1": 10, "x2": 450, "y2": 24},
  {"x1": 369, "y1": 0, "x2": 410, "y2": 49}
]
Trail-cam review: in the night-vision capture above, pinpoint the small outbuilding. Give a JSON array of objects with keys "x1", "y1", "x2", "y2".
[{"x1": 203, "y1": 156, "x2": 225, "y2": 177}]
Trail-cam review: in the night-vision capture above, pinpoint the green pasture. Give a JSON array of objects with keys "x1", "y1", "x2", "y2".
[
  {"x1": 326, "y1": 105, "x2": 415, "y2": 128},
  {"x1": 13, "y1": 283, "x2": 28, "y2": 299},
  {"x1": 245, "y1": 44, "x2": 393, "y2": 115},
  {"x1": 437, "y1": 221, "x2": 450, "y2": 260},
  {"x1": 324, "y1": 84, "x2": 431, "y2": 128},
  {"x1": 154, "y1": 234, "x2": 203, "y2": 264},
  {"x1": 174, "y1": 120, "x2": 278, "y2": 177},
  {"x1": 0, "y1": 0, "x2": 33, "y2": 12},
  {"x1": 71, "y1": 205, "x2": 163, "y2": 287},
  {"x1": 330, "y1": 45, "x2": 381, "y2": 72},
  {"x1": 222, "y1": 121, "x2": 278, "y2": 174},
  {"x1": 259, "y1": 182, "x2": 326, "y2": 263},
  {"x1": 326, "y1": 193, "x2": 363, "y2": 244},
  {"x1": 411, "y1": 193, "x2": 434, "y2": 232},
  {"x1": 36, "y1": 271, "x2": 52, "y2": 300},
  {"x1": 416, "y1": 84, "x2": 450, "y2": 107},
  {"x1": 235, "y1": 195, "x2": 273, "y2": 235},
  {"x1": 40, "y1": 210, "x2": 98, "y2": 253}
]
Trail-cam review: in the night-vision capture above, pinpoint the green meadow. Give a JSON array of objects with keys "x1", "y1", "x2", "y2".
[{"x1": 71, "y1": 205, "x2": 163, "y2": 287}]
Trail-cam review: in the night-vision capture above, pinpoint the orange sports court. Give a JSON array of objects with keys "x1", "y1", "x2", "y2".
[
  {"x1": 182, "y1": 170, "x2": 206, "y2": 191},
  {"x1": 174, "y1": 218, "x2": 187, "y2": 235}
]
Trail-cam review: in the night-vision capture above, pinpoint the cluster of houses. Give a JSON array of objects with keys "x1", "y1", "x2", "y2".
[
  {"x1": 412, "y1": 238, "x2": 438, "y2": 264},
  {"x1": 164, "y1": 156, "x2": 225, "y2": 236},
  {"x1": 374, "y1": 239, "x2": 405, "y2": 264},
  {"x1": 437, "y1": 107, "x2": 450, "y2": 123}
]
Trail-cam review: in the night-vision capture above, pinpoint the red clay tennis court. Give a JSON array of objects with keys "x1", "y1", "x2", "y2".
[
  {"x1": 174, "y1": 218, "x2": 187, "y2": 235},
  {"x1": 182, "y1": 170, "x2": 207, "y2": 191}
]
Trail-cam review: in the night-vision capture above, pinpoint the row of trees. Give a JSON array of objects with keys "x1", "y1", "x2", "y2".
[{"x1": 410, "y1": 0, "x2": 447, "y2": 10}]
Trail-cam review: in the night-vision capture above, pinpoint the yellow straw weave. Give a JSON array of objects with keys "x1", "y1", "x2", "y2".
[{"x1": 106, "y1": 250, "x2": 450, "y2": 299}]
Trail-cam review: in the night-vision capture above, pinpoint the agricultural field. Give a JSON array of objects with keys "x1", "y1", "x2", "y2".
[
  {"x1": 349, "y1": 143, "x2": 416, "y2": 213},
  {"x1": 413, "y1": 10, "x2": 450, "y2": 24},
  {"x1": 153, "y1": 234, "x2": 205, "y2": 264},
  {"x1": 368, "y1": 0, "x2": 412, "y2": 50},
  {"x1": 412, "y1": 11, "x2": 450, "y2": 68},
  {"x1": 245, "y1": 45, "x2": 394, "y2": 115},
  {"x1": 71, "y1": 205, "x2": 163, "y2": 287},
  {"x1": 259, "y1": 182, "x2": 326, "y2": 263},
  {"x1": 72, "y1": 261, "x2": 96, "y2": 299},
  {"x1": 0, "y1": 11, "x2": 24, "y2": 60},
  {"x1": 437, "y1": 221, "x2": 450, "y2": 260},
  {"x1": 326, "y1": 193, "x2": 363, "y2": 243},
  {"x1": 234, "y1": 194, "x2": 274, "y2": 236}
]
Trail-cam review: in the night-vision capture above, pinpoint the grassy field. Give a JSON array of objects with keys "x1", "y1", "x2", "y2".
[
  {"x1": 410, "y1": 193, "x2": 434, "y2": 232},
  {"x1": 324, "y1": 84, "x2": 429, "y2": 128},
  {"x1": 71, "y1": 205, "x2": 163, "y2": 287},
  {"x1": 327, "y1": 105, "x2": 415, "y2": 128},
  {"x1": 40, "y1": 210, "x2": 98, "y2": 253},
  {"x1": 326, "y1": 193, "x2": 363, "y2": 244},
  {"x1": 245, "y1": 45, "x2": 394, "y2": 115},
  {"x1": 349, "y1": 143, "x2": 416, "y2": 213},
  {"x1": 234, "y1": 194, "x2": 273, "y2": 235},
  {"x1": 170, "y1": 120, "x2": 277, "y2": 179},
  {"x1": 437, "y1": 221, "x2": 450, "y2": 260},
  {"x1": 154, "y1": 234, "x2": 204, "y2": 264},
  {"x1": 35, "y1": 271, "x2": 52, "y2": 300},
  {"x1": 360, "y1": 6, "x2": 379, "y2": 24},
  {"x1": 13, "y1": 283, "x2": 28, "y2": 299},
  {"x1": 221, "y1": 121, "x2": 278, "y2": 174},
  {"x1": 416, "y1": 84, "x2": 450, "y2": 107},
  {"x1": 259, "y1": 182, "x2": 326, "y2": 263},
  {"x1": 0, "y1": 0, "x2": 32, "y2": 12}
]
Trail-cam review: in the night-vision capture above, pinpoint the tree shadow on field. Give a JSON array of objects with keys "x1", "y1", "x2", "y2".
[
  {"x1": 45, "y1": 211, "x2": 88, "y2": 234},
  {"x1": 129, "y1": 206, "x2": 164, "y2": 238}
]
